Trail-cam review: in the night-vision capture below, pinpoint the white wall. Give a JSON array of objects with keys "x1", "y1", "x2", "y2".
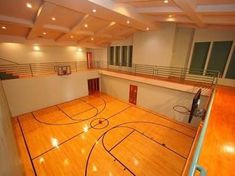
[
  {"x1": 0, "y1": 43, "x2": 87, "y2": 64},
  {"x1": 2, "y1": 70, "x2": 99, "y2": 116},
  {"x1": 193, "y1": 28, "x2": 235, "y2": 42},
  {"x1": 92, "y1": 23, "x2": 176, "y2": 67},
  {"x1": 133, "y1": 23, "x2": 176, "y2": 66},
  {"x1": 111, "y1": 36, "x2": 133, "y2": 46},
  {"x1": 100, "y1": 73, "x2": 208, "y2": 127},
  {"x1": 171, "y1": 27, "x2": 194, "y2": 68},
  {"x1": 92, "y1": 48, "x2": 108, "y2": 68},
  {"x1": 0, "y1": 81, "x2": 24, "y2": 176}
]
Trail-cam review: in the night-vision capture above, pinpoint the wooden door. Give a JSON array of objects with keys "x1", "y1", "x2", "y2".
[
  {"x1": 87, "y1": 52, "x2": 92, "y2": 69},
  {"x1": 129, "y1": 85, "x2": 138, "y2": 105},
  {"x1": 88, "y1": 78, "x2": 99, "y2": 95}
]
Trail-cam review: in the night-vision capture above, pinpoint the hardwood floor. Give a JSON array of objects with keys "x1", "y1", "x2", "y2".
[
  {"x1": 12, "y1": 93, "x2": 196, "y2": 176},
  {"x1": 199, "y1": 86, "x2": 235, "y2": 176}
]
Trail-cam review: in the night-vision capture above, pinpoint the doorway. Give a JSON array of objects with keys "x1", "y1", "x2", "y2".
[
  {"x1": 88, "y1": 78, "x2": 99, "y2": 95},
  {"x1": 129, "y1": 85, "x2": 138, "y2": 105}
]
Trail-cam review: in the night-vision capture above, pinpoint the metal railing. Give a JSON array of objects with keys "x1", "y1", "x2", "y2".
[
  {"x1": 102, "y1": 63, "x2": 220, "y2": 86},
  {"x1": 0, "y1": 61, "x2": 87, "y2": 79},
  {"x1": 0, "y1": 57, "x2": 19, "y2": 65},
  {"x1": 0, "y1": 60, "x2": 220, "y2": 86}
]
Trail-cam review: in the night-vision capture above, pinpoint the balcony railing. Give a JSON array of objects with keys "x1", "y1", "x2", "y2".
[
  {"x1": 0, "y1": 60, "x2": 220, "y2": 87},
  {"x1": 0, "y1": 61, "x2": 87, "y2": 79},
  {"x1": 98, "y1": 63, "x2": 220, "y2": 86}
]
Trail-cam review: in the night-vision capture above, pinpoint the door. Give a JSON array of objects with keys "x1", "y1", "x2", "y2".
[
  {"x1": 87, "y1": 52, "x2": 92, "y2": 69},
  {"x1": 129, "y1": 85, "x2": 138, "y2": 105},
  {"x1": 88, "y1": 78, "x2": 99, "y2": 95}
]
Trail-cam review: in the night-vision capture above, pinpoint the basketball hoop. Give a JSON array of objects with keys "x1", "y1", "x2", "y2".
[{"x1": 55, "y1": 65, "x2": 72, "y2": 76}]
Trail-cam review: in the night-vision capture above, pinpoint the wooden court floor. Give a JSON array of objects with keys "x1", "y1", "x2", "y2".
[{"x1": 12, "y1": 93, "x2": 196, "y2": 176}]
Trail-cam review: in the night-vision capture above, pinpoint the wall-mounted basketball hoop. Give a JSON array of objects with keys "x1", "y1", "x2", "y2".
[{"x1": 55, "y1": 65, "x2": 71, "y2": 76}]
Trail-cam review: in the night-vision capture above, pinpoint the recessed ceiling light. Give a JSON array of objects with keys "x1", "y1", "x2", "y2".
[
  {"x1": 26, "y1": 2, "x2": 32, "y2": 9},
  {"x1": 1, "y1": 26, "x2": 6, "y2": 30},
  {"x1": 84, "y1": 24, "x2": 88, "y2": 28},
  {"x1": 167, "y1": 17, "x2": 175, "y2": 22},
  {"x1": 168, "y1": 14, "x2": 173, "y2": 18},
  {"x1": 126, "y1": 20, "x2": 130, "y2": 24},
  {"x1": 91, "y1": 37, "x2": 94, "y2": 41},
  {"x1": 51, "y1": 17, "x2": 56, "y2": 21},
  {"x1": 43, "y1": 32, "x2": 47, "y2": 35},
  {"x1": 70, "y1": 35, "x2": 74, "y2": 39},
  {"x1": 164, "y1": 0, "x2": 169, "y2": 3},
  {"x1": 33, "y1": 45, "x2": 40, "y2": 51},
  {"x1": 92, "y1": 9, "x2": 96, "y2": 13},
  {"x1": 146, "y1": 27, "x2": 150, "y2": 31}
]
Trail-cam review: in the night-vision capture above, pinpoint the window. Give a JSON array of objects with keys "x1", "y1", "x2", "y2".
[
  {"x1": 207, "y1": 41, "x2": 233, "y2": 75},
  {"x1": 226, "y1": 47, "x2": 235, "y2": 79},
  {"x1": 108, "y1": 45, "x2": 133, "y2": 67},
  {"x1": 109, "y1": 47, "x2": 114, "y2": 65},
  {"x1": 189, "y1": 42, "x2": 210, "y2": 75},
  {"x1": 189, "y1": 41, "x2": 234, "y2": 78},
  {"x1": 128, "y1": 45, "x2": 133, "y2": 67},
  {"x1": 122, "y1": 46, "x2": 127, "y2": 66},
  {"x1": 115, "y1": 46, "x2": 120, "y2": 66}
]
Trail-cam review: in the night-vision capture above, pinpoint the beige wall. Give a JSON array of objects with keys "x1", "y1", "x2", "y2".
[
  {"x1": 0, "y1": 43, "x2": 87, "y2": 64},
  {"x1": 193, "y1": 28, "x2": 235, "y2": 42},
  {"x1": 171, "y1": 27, "x2": 194, "y2": 68},
  {"x1": 92, "y1": 48, "x2": 108, "y2": 68},
  {"x1": 111, "y1": 36, "x2": 133, "y2": 46},
  {"x1": 2, "y1": 70, "x2": 99, "y2": 116},
  {"x1": 93, "y1": 23, "x2": 176, "y2": 67},
  {"x1": 133, "y1": 23, "x2": 176, "y2": 66},
  {"x1": 0, "y1": 81, "x2": 23, "y2": 175},
  {"x1": 101, "y1": 74, "x2": 208, "y2": 127}
]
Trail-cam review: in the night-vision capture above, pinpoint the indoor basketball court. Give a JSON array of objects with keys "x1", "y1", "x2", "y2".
[
  {"x1": 0, "y1": 0, "x2": 235, "y2": 176},
  {"x1": 13, "y1": 93, "x2": 196, "y2": 176}
]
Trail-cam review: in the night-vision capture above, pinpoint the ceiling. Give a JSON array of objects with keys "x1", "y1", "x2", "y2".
[{"x1": 0, "y1": 0, "x2": 234, "y2": 47}]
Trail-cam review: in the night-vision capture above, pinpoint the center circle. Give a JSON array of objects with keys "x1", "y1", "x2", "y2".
[{"x1": 90, "y1": 118, "x2": 109, "y2": 129}]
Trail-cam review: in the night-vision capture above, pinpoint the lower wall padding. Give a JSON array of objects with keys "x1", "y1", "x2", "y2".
[
  {"x1": 101, "y1": 74, "x2": 208, "y2": 127},
  {"x1": 2, "y1": 70, "x2": 99, "y2": 116}
]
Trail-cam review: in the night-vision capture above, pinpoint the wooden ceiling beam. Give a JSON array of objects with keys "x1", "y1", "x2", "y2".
[
  {"x1": 46, "y1": 0, "x2": 159, "y2": 31},
  {"x1": 0, "y1": 15, "x2": 33, "y2": 28},
  {"x1": 172, "y1": 0, "x2": 204, "y2": 27},
  {"x1": 27, "y1": 2, "x2": 57, "y2": 39},
  {"x1": 56, "y1": 14, "x2": 90, "y2": 41},
  {"x1": 95, "y1": 21, "x2": 117, "y2": 35}
]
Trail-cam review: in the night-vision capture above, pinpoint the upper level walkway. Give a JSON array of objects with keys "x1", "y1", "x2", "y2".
[{"x1": 199, "y1": 86, "x2": 235, "y2": 175}]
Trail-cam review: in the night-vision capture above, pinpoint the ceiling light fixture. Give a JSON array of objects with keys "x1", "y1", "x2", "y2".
[
  {"x1": 168, "y1": 14, "x2": 173, "y2": 18},
  {"x1": 26, "y1": 2, "x2": 32, "y2": 8},
  {"x1": 164, "y1": 0, "x2": 169, "y2": 3},
  {"x1": 51, "y1": 17, "x2": 56, "y2": 21},
  {"x1": 70, "y1": 35, "x2": 74, "y2": 39},
  {"x1": 84, "y1": 24, "x2": 88, "y2": 28},
  {"x1": 1, "y1": 26, "x2": 6, "y2": 30},
  {"x1": 91, "y1": 37, "x2": 94, "y2": 41},
  {"x1": 33, "y1": 45, "x2": 40, "y2": 51},
  {"x1": 126, "y1": 20, "x2": 130, "y2": 24},
  {"x1": 43, "y1": 32, "x2": 47, "y2": 35},
  {"x1": 92, "y1": 9, "x2": 96, "y2": 13},
  {"x1": 146, "y1": 27, "x2": 150, "y2": 31}
]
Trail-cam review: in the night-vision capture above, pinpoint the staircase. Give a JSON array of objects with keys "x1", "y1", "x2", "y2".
[
  {"x1": 0, "y1": 58, "x2": 20, "y2": 80},
  {"x1": 0, "y1": 72, "x2": 19, "y2": 80}
]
